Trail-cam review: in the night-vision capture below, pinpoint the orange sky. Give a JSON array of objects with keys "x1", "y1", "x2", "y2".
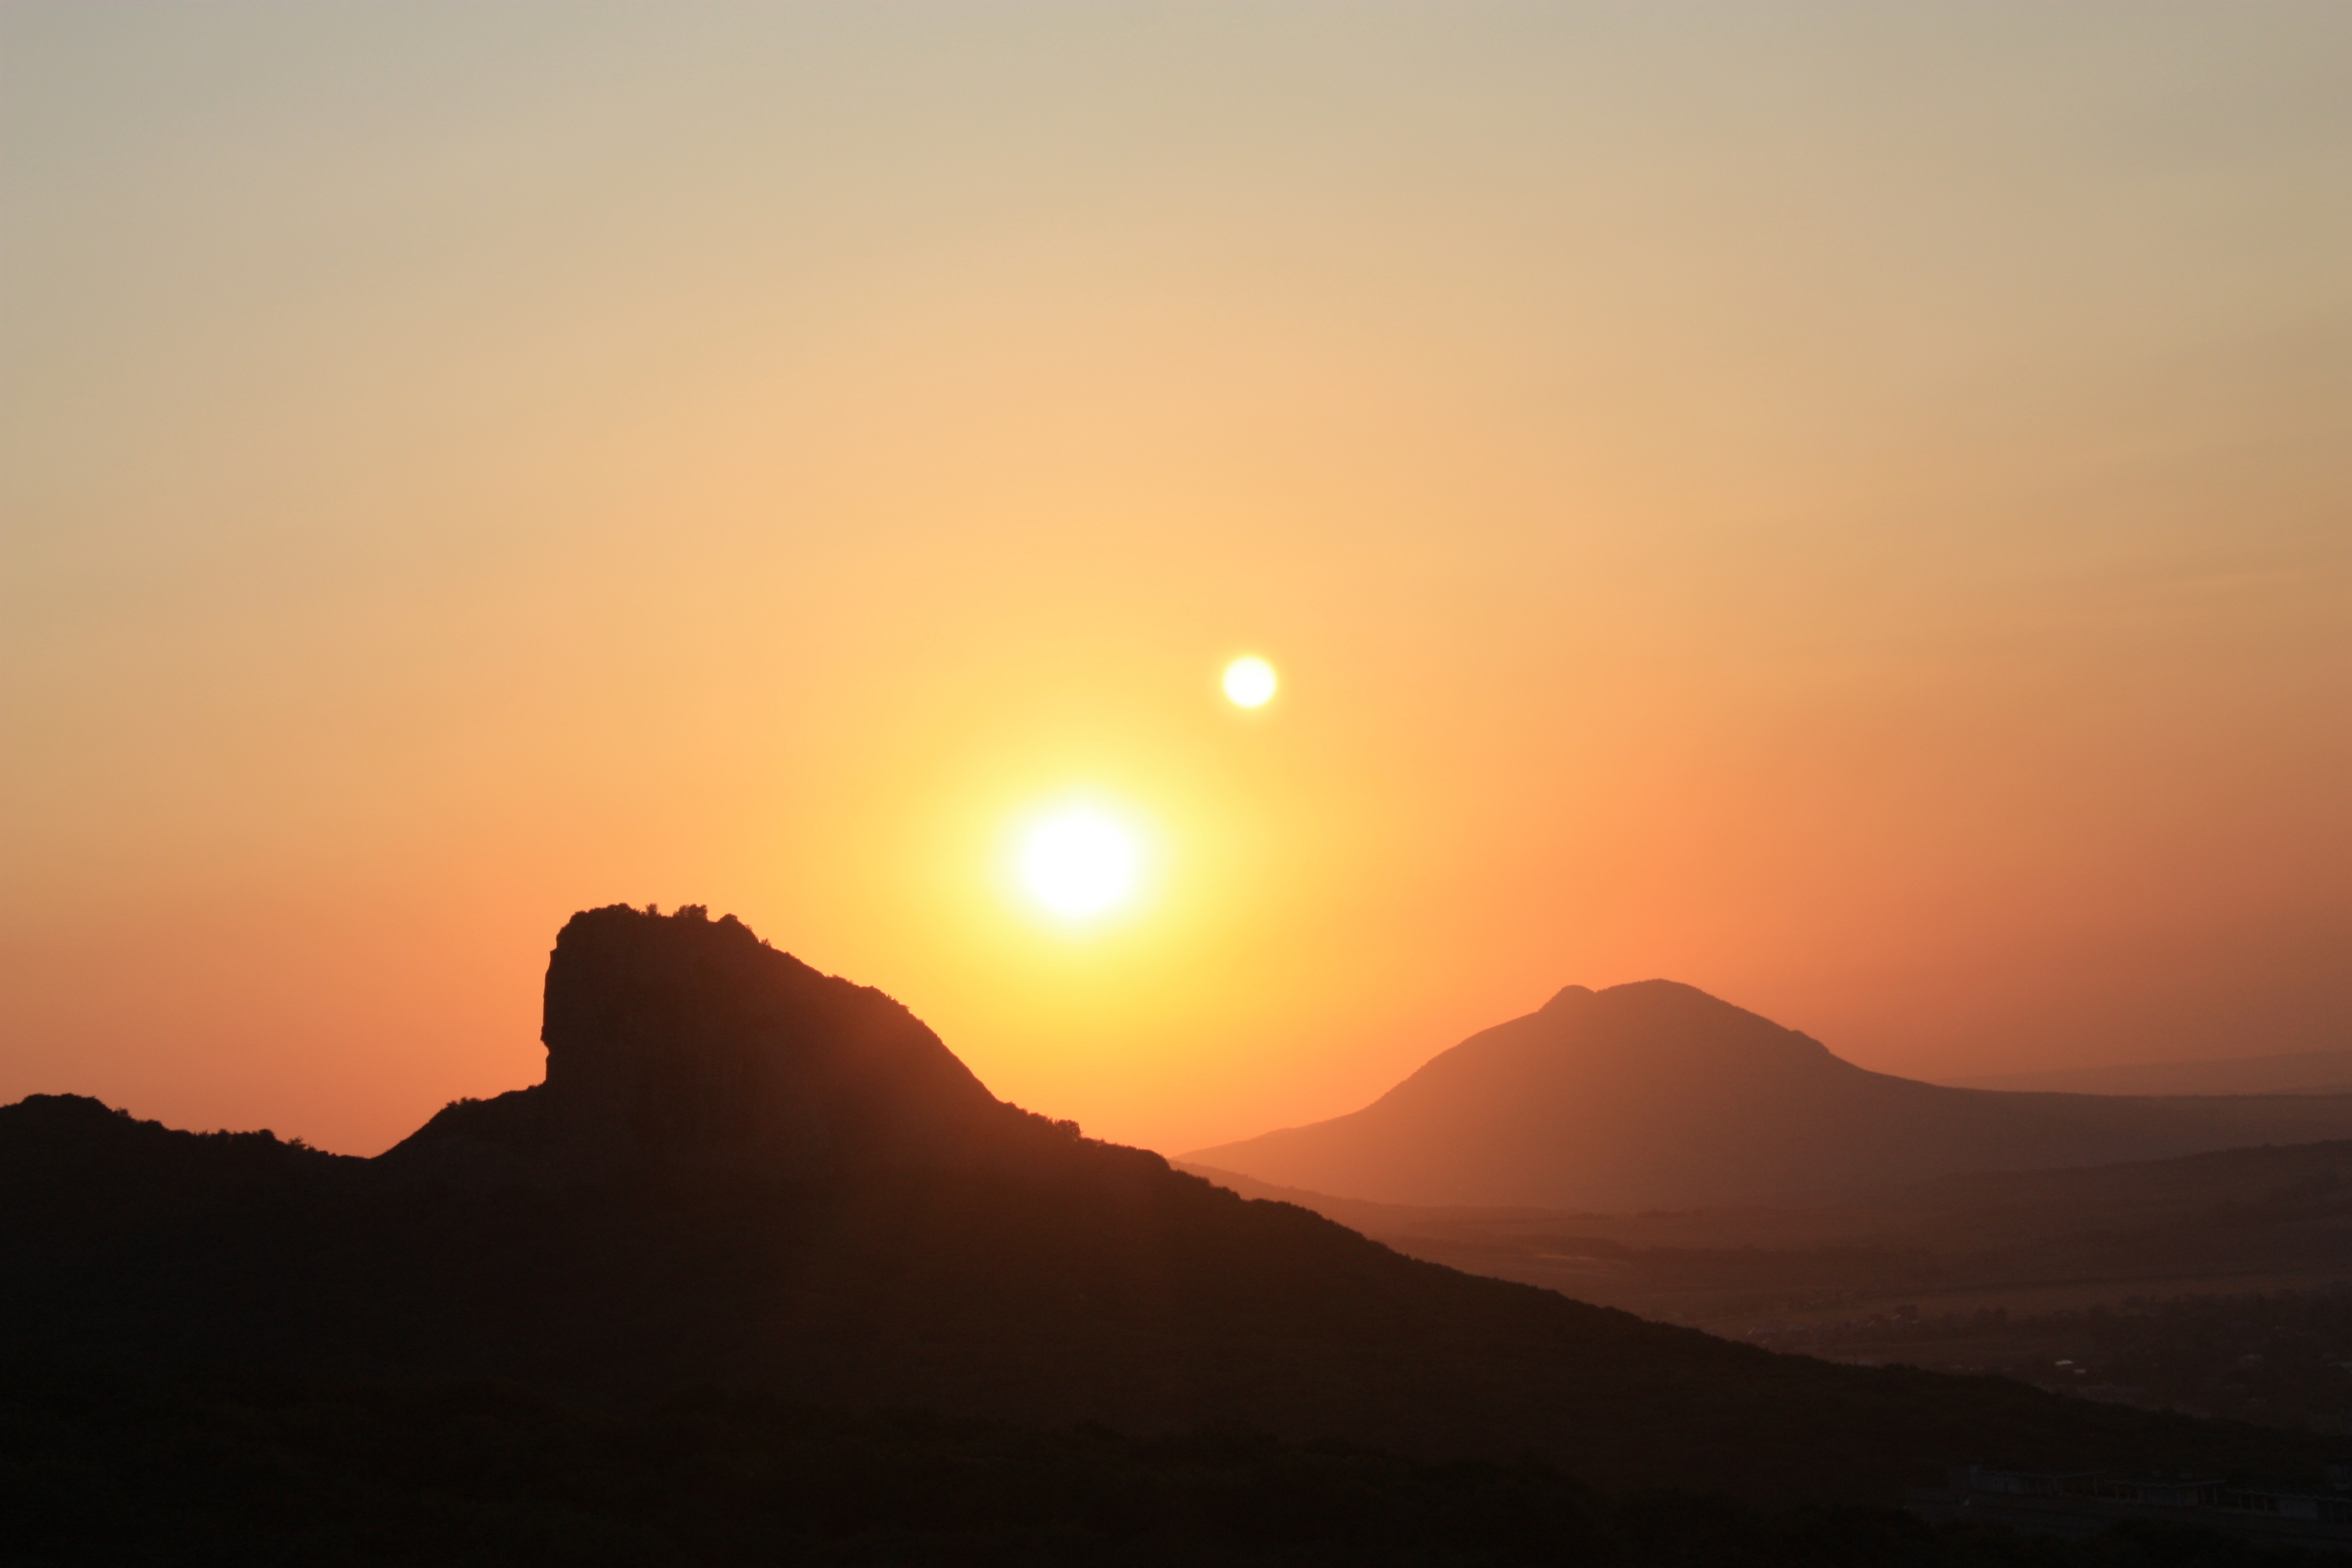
[{"x1": 3, "y1": 4, "x2": 2346, "y2": 1159}]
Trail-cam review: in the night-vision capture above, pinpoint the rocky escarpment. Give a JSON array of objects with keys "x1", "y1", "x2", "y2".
[{"x1": 383, "y1": 904, "x2": 1043, "y2": 1180}]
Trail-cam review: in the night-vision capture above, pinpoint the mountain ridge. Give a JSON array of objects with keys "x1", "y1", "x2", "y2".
[
  {"x1": 1948, "y1": 1047, "x2": 2352, "y2": 1098},
  {"x1": 1184, "y1": 979, "x2": 2352, "y2": 1210},
  {"x1": 8, "y1": 906, "x2": 2347, "y2": 1507}
]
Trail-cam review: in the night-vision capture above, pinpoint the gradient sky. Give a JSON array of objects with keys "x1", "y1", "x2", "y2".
[{"x1": 4, "y1": 3, "x2": 2347, "y2": 1159}]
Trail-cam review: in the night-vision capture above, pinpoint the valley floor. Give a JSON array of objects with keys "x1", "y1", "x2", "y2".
[{"x1": 1183, "y1": 1141, "x2": 2352, "y2": 1438}]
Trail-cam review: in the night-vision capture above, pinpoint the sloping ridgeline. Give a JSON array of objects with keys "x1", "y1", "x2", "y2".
[
  {"x1": 4, "y1": 907, "x2": 2344, "y2": 1535},
  {"x1": 1184, "y1": 982, "x2": 2352, "y2": 1211}
]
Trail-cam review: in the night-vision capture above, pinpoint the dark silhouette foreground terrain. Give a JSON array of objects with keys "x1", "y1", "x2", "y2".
[
  {"x1": 8, "y1": 906, "x2": 2350, "y2": 1560},
  {"x1": 6, "y1": 1365, "x2": 2335, "y2": 1568},
  {"x1": 1184, "y1": 982, "x2": 2352, "y2": 1211}
]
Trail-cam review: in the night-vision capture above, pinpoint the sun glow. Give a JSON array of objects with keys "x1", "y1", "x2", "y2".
[
  {"x1": 1223, "y1": 656, "x2": 1277, "y2": 709},
  {"x1": 1018, "y1": 806, "x2": 1143, "y2": 920}
]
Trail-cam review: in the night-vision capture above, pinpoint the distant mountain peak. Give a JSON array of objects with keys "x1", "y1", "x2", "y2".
[{"x1": 1187, "y1": 978, "x2": 2352, "y2": 1210}]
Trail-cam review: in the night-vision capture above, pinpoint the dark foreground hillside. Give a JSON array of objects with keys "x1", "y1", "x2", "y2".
[
  {"x1": 3, "y1": 1364, "x2": 2335, "y2": 1568},
  {"x1": 12, "y1": 1088, "x2": 2349, "y2": 1510},
  {"x1": 7, "y1": 906, "x2": 2349, "y2": 1526}
]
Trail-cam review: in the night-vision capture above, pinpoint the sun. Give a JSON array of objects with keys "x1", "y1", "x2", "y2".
[
  {"x1": 1223, "y1": 655, "x2": 1277, "y2": 708},
  {"x1": 1019, "y1": 807, "x2": 1142, "y2": 919}
]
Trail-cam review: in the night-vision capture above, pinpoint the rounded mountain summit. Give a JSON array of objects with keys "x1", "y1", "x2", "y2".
[{"x1": 1183, "y1": 981, "x2": 2352, "y2": 1211}]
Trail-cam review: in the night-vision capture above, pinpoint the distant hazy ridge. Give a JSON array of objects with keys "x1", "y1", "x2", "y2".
[
  {"x1": 1184, "y1": 982, "x2": 2352, "y2": 1211},
  {"x1": 1945, "y1": 1048, "x2": 2352, "y2": 1097}
]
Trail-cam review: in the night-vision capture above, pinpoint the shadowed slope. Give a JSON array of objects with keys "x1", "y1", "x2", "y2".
[{"x1": 1185, "y1": 981, "x2": 2352, "y2": 1210}]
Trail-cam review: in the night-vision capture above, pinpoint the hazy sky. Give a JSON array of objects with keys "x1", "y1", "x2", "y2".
[{"x1": 4, "y1": 3, "x2": 2347, "y2": 1158}]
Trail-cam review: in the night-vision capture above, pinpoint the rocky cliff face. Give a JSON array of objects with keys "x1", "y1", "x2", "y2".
[{"x1": 386, "y1": 904, "x2": 1031, "y2": 1178}]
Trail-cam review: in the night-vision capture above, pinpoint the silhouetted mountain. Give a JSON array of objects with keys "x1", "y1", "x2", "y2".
[
  {"x1": 6, "y1": 909, "x2": 2346, "y2": 1515},
  {"x1": 1183, "y1": 982, "x2": 2352, "y2": 1210},
  {"x1": 378, "y1": 903, "x2": 1050, "y2": 1182}
]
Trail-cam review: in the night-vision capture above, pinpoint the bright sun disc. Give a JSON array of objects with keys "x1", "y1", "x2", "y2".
[
  {"x1": 1020, "y1": 808, "x2": 1140, "y2": 918},
  {"x1": 1223, "y1": 655, "x2": 1277, "y2": 708}
]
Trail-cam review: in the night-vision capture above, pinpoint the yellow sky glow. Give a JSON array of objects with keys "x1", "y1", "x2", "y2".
[{"x1": 1, "y1": 4, "x2": 2345, "y2": 1159}]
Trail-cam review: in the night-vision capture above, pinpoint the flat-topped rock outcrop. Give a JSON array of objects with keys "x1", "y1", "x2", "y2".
[{"x1": 384, "y1": 903, "x2": 1036, "y2": 1178}]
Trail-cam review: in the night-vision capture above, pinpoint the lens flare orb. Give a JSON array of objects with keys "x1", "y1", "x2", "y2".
[
  {"x1": 1223, "y1": 655, "x2": 1277, "y2": 709},
  {"x1": 1019, "y1": 808, "x2": 1141, "y2": 919}
]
